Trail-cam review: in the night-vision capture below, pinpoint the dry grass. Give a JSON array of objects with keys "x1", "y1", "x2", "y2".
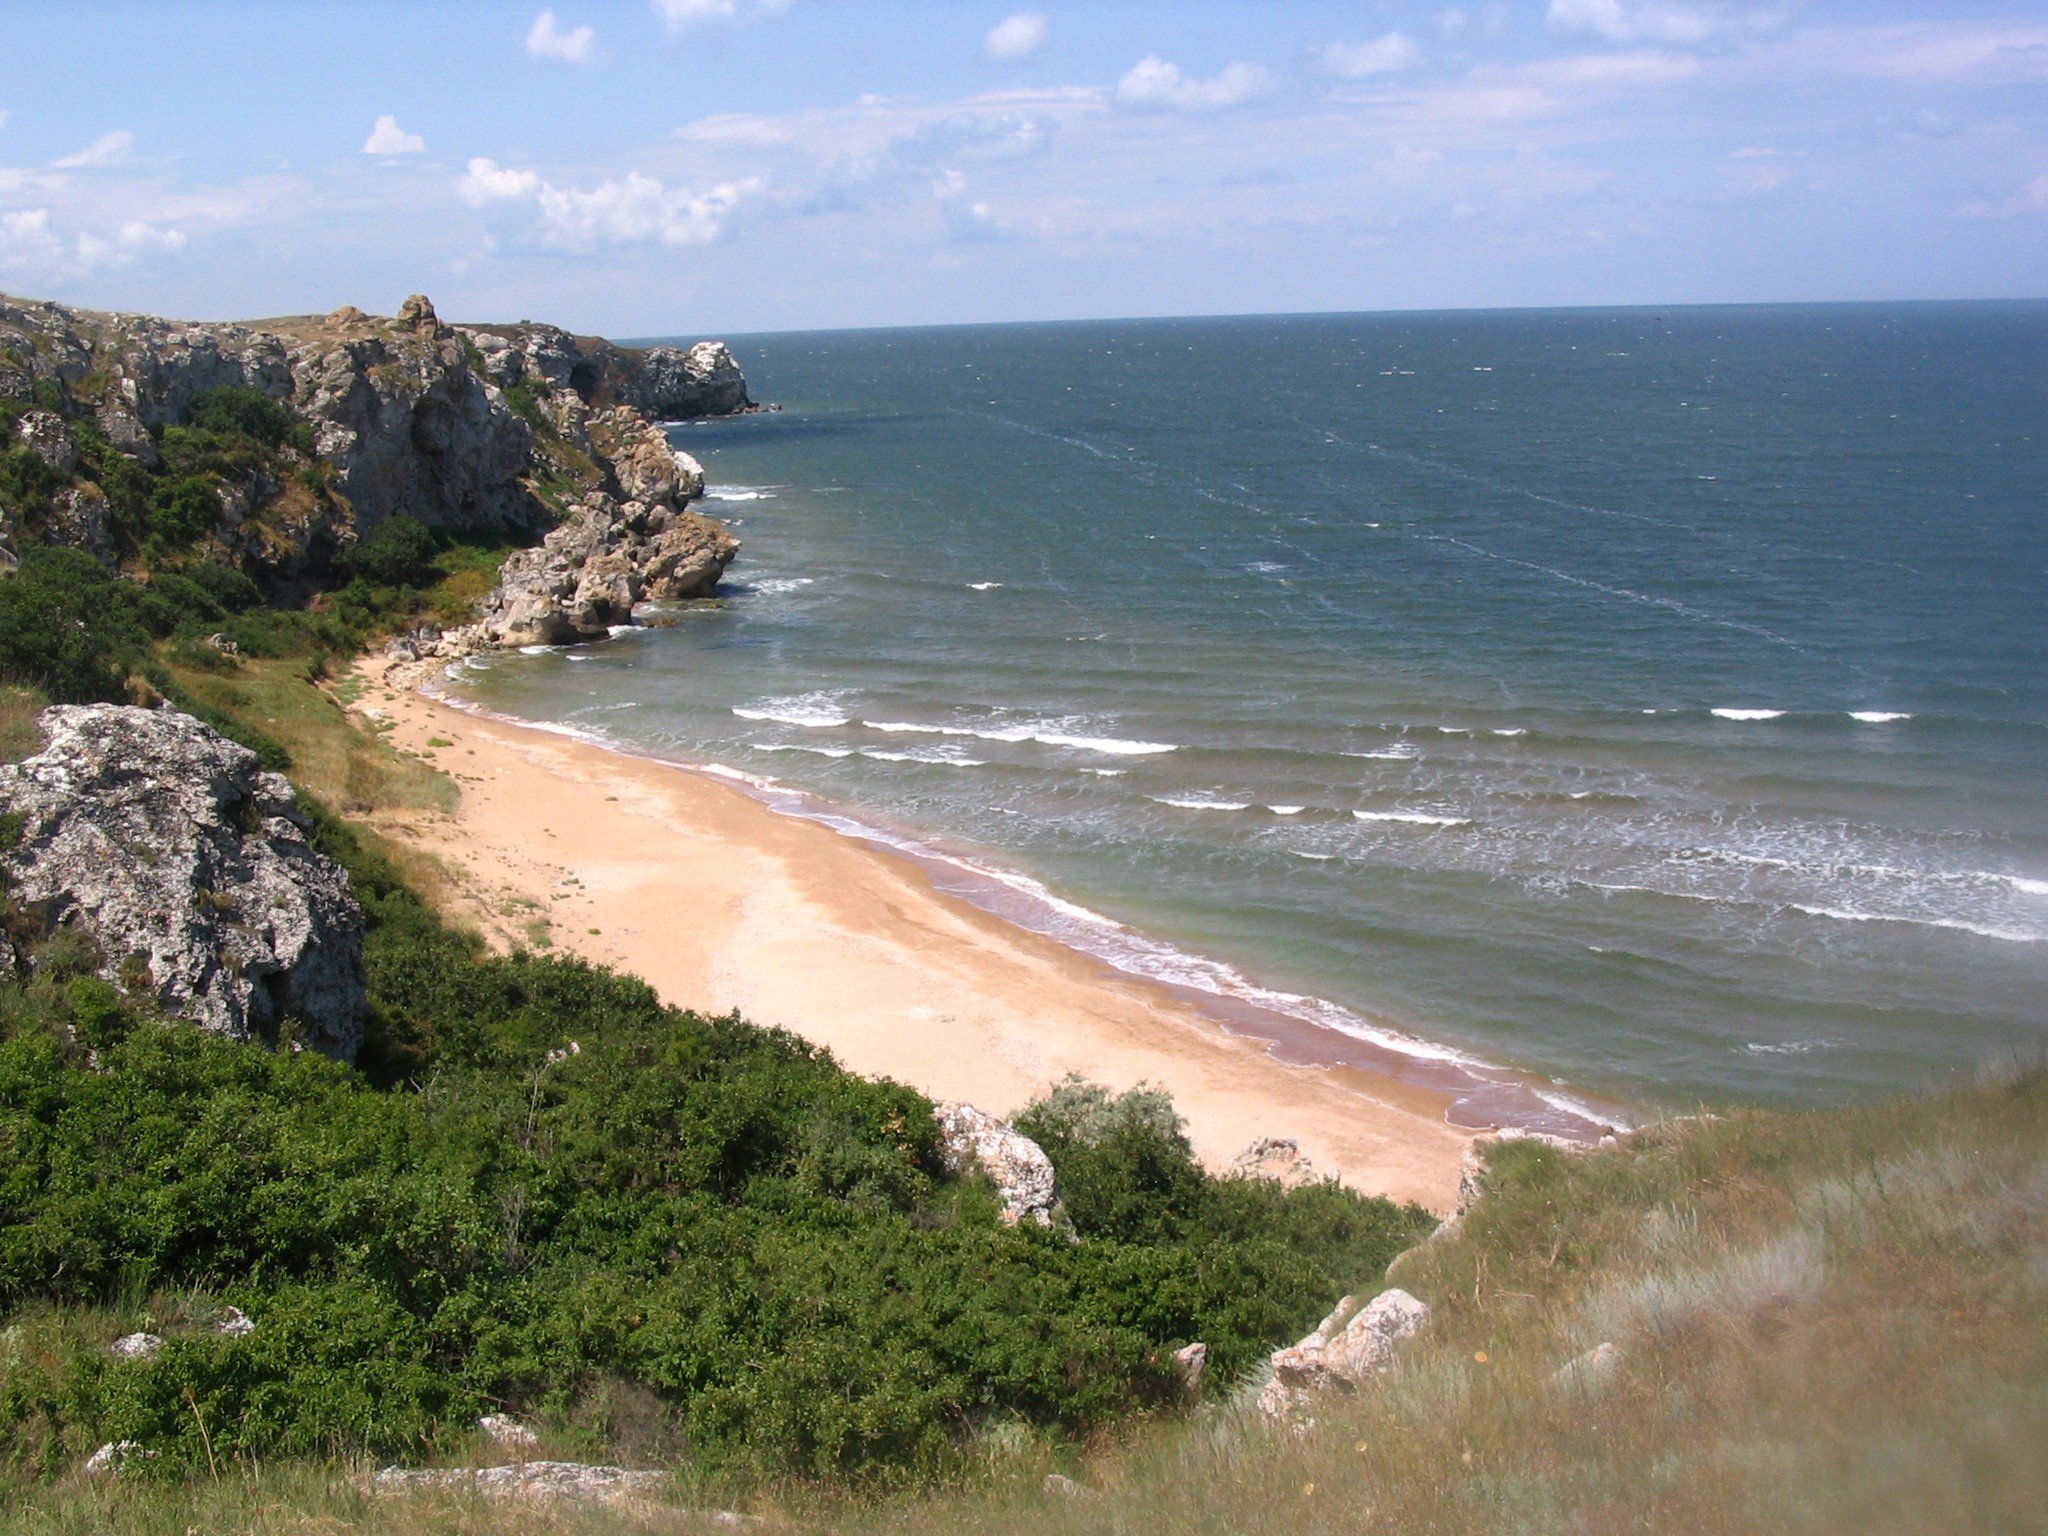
[{"x1": 0, "y1": 683, "x2": 49, "y2": 764}]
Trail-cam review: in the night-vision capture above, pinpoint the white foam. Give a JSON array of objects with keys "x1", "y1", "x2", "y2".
[
  {"x1": 746, "y1": 577, "x2": 816, "y2": 595},
  {"x1": 1744, "y1": 1039, "x2": 1841, "y2": 1056},
  {"x1": 1291, "y1": 851, "x2": 1336, "y2": 861},
  {"x1": 1345, "y1": 745, "x2": 1418, "y2": 761},
  {"x1": 1848, "y1": 711, "x2": 1912, "y2": 723},
  {"x1": 967, "y1": 581, "x2": 1004, "y2": 591},
  {"x1": 606, "y1": 624, "x2": 638, "y2": 637},
  {"x1": 1267, "y1": 805, "x2": 1306, "y2": 816},
  {"x1": 1437, "y1": 726, "x2": 1472, "y2": 735},
  {"x1": 752, "y1": 743, "x2": 855, "y2": 759},
  {"x1": 733, "y1": 694, "x2": 852, "y2": 729},
  {"x1": 1151, "y1": 796, "x2": 1250, "y2": 811},
  {"x1": 1711, "y1": 708, "x2": 1786, "y2": 721},
  {"x1": 701, "y1": 763, "x2": 778, "y2": 787},
  {"x1": 2008, "y1": 876, "x2": 2048, "y2": 897},
  {"x1": 517, "y1": 644, "x2": 563, "y2": 656},
  {"x1": 1034, "y1": 731, "x2": 1175, "y2": 755},
  {"x1": 1080, "y1": 767, "x2": 1127, "y2": 777},
  {"x1": 1354, "y1": 810, "x2": 1469, "y2": 827},
  {"x1": 704, "y1": 485, "x2": 777, "y2": 502},
  {"x1": 1787, "y1": 904, "x2": 2038, "y2": 944},
  {"x1": 861, "y1": 748, "x2": 987, "y2": 767},
  {"x1": 1491, "y1": 728, "x2": 1527, "y2": 737}
]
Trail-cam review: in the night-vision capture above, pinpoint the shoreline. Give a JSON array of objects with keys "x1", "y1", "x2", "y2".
[{"x1": 352, "y1": 653, "x2": 1500, "y2": 1211}]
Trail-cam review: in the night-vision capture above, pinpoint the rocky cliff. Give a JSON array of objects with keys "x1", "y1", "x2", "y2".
[
  {"x1": 0, "y1": 704, "x2": 368, "y2": 1059},
  {"x1": 0, "y1": 290, "x2": 749, "y2": 639}
]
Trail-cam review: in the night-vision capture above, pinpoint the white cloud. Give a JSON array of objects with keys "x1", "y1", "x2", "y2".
[
  {"x1": 457, "y1": 157, "x2": 541, "y2": 204},
  {"x1": 52, "y1": 130, "x2": 134, "y2": 169},
  {"x1": 535, "y1": 171, "x2": 757, "y2": 246},
  {"x1": 1116, "y1": 56, "x2": 1274, "y2": 110},
  {"x1": 650, "y1": 0, "x2": 791, "y2": 32},
  {"x1": 363, "y1": 115, "x2": 425, "y2": 156},
  {"x1": 527, "y1": 9, "x2": 601, "y2": 65},
  {"x1": 1317, "y1": 34, "x2": 1424, "y2": 79},
  {"x1": 75, "y1": 220, "x2": 186, "y2": 268},
  {"x1": 455, "y1": 155, "x2": 757, "y2": 247},
  {"x1": 1547, "y1": 0, "x2": 1726, "y2": 45},
  {"x1": 0, "y1": 208, "x2": 63, "y2": 267},
  {"x1": 984, "y1": 13, "x2": 1047, "y2": 63},
  {"x1": 1968, "y1": 174, "x2": 2048, "y2": 218}
]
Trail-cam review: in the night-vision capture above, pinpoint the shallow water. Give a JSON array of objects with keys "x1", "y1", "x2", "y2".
[{"x1": 453, "y1": 303, "x2": 2048, "y2": 1114}]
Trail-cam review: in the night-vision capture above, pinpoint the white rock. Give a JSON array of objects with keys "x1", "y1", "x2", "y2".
[
  {"x1": 366, "y1": 1462, "x2": 670, "y2": 1509},
  {"x1": 478, "y1": 1412, "x2": 540, "y2": 1448},
  {"x1": 215, "y1": 1305, "x2": 255, "y2": 1336},
  {"x1": 1173, "y1": 1341, "x2": 1208, "y2": 1398},
  {"x1": 107, "y1": 1332, "x2": 163, "y2": 1359},
  {"x1": 1229, "y1": 1137, "x2": 1324, "y2": 1187},
  {"x1": 1256, "y1": 1289, "x2": 1428, "y2": 1418},
  {"x1": 82, "y1": 1441, "x2": 146, "y2": 1477},
  {"x1": 935, "y1": 1102, "x2": 1062, "y2": 1228}
]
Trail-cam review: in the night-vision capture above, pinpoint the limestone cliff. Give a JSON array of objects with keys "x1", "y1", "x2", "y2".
[{"x1": 0, "y1": 291, "x2": 749, "y2": 639}]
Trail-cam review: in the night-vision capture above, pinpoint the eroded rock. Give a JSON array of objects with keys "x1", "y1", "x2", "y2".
[
  {"x1": 108, "y1": 1332, "x2": 163, "y2": 1359},
  {"x1": 1230, "y1": 1137, "x2": 1325, "y2": 1188},
  {"x1": 0, "y1": 705, "x2": 368, "y2": 1060},
  {"x1": 1255, "y1": 1288, "x2": 1428, "y2": 1419},
  {"x1": 936, "y1": 1102, "x2": 1063, "y2": 1228},
  {"x1": 365, "y1": 1462, "x2": 679, "y2": 1510}
]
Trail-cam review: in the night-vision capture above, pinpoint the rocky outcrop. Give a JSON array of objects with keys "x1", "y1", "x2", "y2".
[
  {"x1": 0, "y1": 705, "x2": 368, "y2": 1060},
  {"x1": 1230, "y1": 1137, "x2": 1325, "y2": 1188},
  {"x1": 365, "y1": 1462, "x2": 687, "y2": 1511},
  {"x1": 478, "y1": 1413, "x2": 540, "y2": 1449},
  {"x1": 444, "y1": 491, "x2": 737, "y2": 649},
  {"x1": 0, "y1": 290, "x2": 750, "y2": 613},
  {"x1": 936, "y1": 1102, "x2": 1063, "y2": 1228},
  {"x1": 1254, "y1": 1288, "x2": 1429, "y2": 1419}
]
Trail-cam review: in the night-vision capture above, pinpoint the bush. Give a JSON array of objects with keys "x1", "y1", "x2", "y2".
[
  {"x1": 0, "y1": 546, "x2": 146, "y2": 702},
  {"x1": 342, "y1": 515, "x2": 437, "y2": 588}
]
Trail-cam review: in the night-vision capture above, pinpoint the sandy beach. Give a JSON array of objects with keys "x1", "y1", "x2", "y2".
[{"x1": 349, "y1": 656, "x2": 1472, "y2": 1211}]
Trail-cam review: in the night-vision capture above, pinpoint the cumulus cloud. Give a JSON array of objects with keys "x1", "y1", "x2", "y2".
[
  {"x1": 1317, "y1": 34, "x2": 1423, "y2": 78},
  {"x1": 457, "y1": 157, "x2": 542, "y2": 204},
  {"x1": 456, "y1": 156, "x2": 757, "y2": 246},
  {"x1": 1547, "y1": 0, "x2": 1727, "y2": 44},
  {"x1": 527, "y1": 10, "x2": 601, "y2": 65},
  {"x1": 651, "y1": 0, "x2": 792, "y2": 32},
  {"x1": 363, "y1": 115, "x2": 425, "y2": 155},
  {"x1": 0, "y1": 208, "x2": 186, "y2": 276},
  {"x1": 1116, "y1": 56, "x2": 1274, "y2": 110},
  {"x1": 52, "y1": 130, "x2": 134, "y2": 169},
  {"x1": 984, "y1": 12, "x2": 1047, "y2": 63}
]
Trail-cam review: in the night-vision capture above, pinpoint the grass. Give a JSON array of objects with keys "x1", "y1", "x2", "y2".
[
  {"x1": 13, "y1": 1070, "x2": 2041, "y2": 1534},
  {"x1": 0, "y1": 684, "x2": 48, "y2": 765}
]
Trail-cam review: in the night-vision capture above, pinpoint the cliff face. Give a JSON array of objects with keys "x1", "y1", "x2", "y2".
[{"x1": 0, "y1": 291, "x2": 748, "y2": 632}]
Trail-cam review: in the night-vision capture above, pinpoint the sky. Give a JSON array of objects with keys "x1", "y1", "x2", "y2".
[{"x1": 1, "y1": 1, "x2": 2044, "y2": 336}]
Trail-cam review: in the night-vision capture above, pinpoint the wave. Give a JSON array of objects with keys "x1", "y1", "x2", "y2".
[
  {"x1": 753, "y1": 742, "x2": 854, "y2": 759},
  {"x1": 1848, "y1": 711, "x2": 1912, "y2": 723},
  {"x1": 2010, "y1": 876, "x2": 2048, "y2": 897},
  {"x1": 1345, "y1": 745, "x2": 1419, "y2": 761},
  {"x1": 1291, "y1": 850, "x2": 1336, "y2": 861},
  {"x1": 1491, "y1": 728, "x2": 1527, "y2": 737},
  {"x1": 740, "y1": 576, "x2": 816, "y2": 595},
  {"x1": 1787, "y1": 904, "x2": 2039, "y2": 944},
  {"x1": 1039, "y1": 731, "x2": 1177, "y2": 756},
  {"x1": 701, "y1": 762, "x2": 778, "y2": 788},
  {"x1": 1151, "y1": 796, "x2": 1251, "y2": 811},
  {"x1": 1744, "y1": 1038, "x2": 1842, "y2": 1056},
  {"x1": 1268, "y1": 805, "x2": 1306, "y2": 816},
  {"x1": 733, "y1": 693, "x2": 852, "y2": 728},
  {"x1": 1711, "y1": 708, "x2": 1786, "y2": 721},
  {"x1": 1354, "y1": 809, "x2": 1469, "y2": 827},
  {"x1": 861, "y1": 748, "x2": 987, "y2": 767},
  {"x1": 967, "y1": 581, "x2": 1004, "y2": 591},
  {"x1": 517, "y1": 643, "x2": 564, "y2": 656},
  {"x1": 704, "y1": 485, "x2": 777, "y2": 502}
]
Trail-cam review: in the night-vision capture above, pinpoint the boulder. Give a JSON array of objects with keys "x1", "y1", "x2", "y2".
[
  {"x1": 216, "y1": 1306, "x2": 255, "y2": 1337},
  {"x1": 0, "y1": 705, "x2": 368, "y2": 1060},
  {"x1": 935, "y1": 1102, "x2": 1063, "y2": 1228},
  {"x1": 1230, "y1": 1137, "x2": 1324, "y2": 1188},
  {"x1": 626, "y1": 340, "x2": 753, "y2": 419},
  {"x1": 108, "y1": 1332, "x2": 163, "y2": 1359},
  {"x1": 1173, "y1": 1341, "x2": 1208, "y2": 1399},
  {"x1": 1255, "y1": 1289, "x2": 1428, "y2": 1418}
]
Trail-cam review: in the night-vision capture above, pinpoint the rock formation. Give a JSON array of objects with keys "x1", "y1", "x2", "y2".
[
  {"x1": 1230, "y1": 1137, "x2": 1325, "y2": 1187},
  {"x1": 365, "y1": 1462, "x2": 675, "y2": 1510},
  {"x1": 935, "y1": 1102, "x2": 1064, "y2": 1228},
  {"x1": 0, "y1": 705, "x2": 368, "y2": 1060},
  {"x1": 1254, "y1": 1288, "x2": 1429, "y2": 1419},
  {"x1": 0, "y1": 290, "x2": 750, "y2": 633}
]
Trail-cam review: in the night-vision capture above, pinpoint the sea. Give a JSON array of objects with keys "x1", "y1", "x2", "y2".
[{"x1": 448, "y1": 302, "x2": 2048, "y2": 1130}]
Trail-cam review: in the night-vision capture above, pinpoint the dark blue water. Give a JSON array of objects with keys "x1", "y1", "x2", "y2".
[{"x1": 457, "y1": 303, "x2": 2048, "y2": 1114}]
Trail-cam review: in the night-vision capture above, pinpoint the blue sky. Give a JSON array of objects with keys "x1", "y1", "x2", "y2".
[{"x1": 2, "y1": 1, "x2": 2043, "y2": 334}]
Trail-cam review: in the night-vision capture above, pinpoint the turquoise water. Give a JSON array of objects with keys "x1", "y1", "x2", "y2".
[{"x1": 453, "y1": 304, "x2": 2048, "y2": 1118}]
